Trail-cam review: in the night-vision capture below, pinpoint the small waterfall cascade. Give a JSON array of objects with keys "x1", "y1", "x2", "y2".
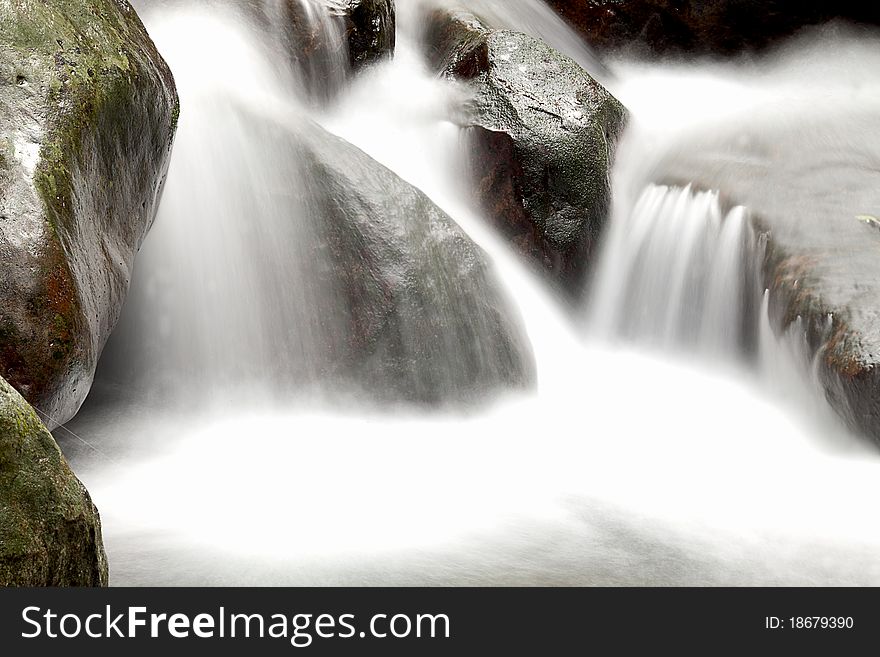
[
  {"x1": 259, "y1": 0, "x2": 351, "y2": 103},
  {"x1": 104, "y1": 3, "x2": 346, "y2": 406},
  {"x1": 590, "y1": 184, "x2": 761, "y2": 359}
]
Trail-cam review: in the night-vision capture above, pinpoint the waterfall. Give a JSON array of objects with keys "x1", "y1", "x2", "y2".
[
  {"x1": 56, "y1": 1, "x2": 880, "y2": 586},
  {"x1": 590, "y1": 184, "x2": 759, "y2": 357},
  {"x1": 99, "y1": 3, "x2": 342, "y2": 405},
  {"x1": 587, "y1": 181, "x2": 848, "y2": 445},
  {"x1": 260, "y1": 0, "x2": 351, "y2": 102}
]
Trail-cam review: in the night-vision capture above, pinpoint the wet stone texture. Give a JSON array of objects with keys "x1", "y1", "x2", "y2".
[
  {"x1": 424, "y1": 9, "x2": 627, "y2": 300},
  {"x1": 0, "y1": 0, "x2": 178, "y2": 426},
  {"x1": 0, "y1": 375, "x2": 107, "y2": 586},
  {"x1": 293, "y1": 119, "x2": 537, "y2": 404}
]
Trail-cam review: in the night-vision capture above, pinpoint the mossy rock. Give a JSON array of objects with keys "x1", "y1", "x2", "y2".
[
  {"x1": 0, "y1": 0, "x2": 178, "y2": 426},
  {"x1": 423, "y1": 9, "x2": 627, "y2": 299},
  {"x1": 0, "y1": 375, "x2": 107, "y2": 586}
]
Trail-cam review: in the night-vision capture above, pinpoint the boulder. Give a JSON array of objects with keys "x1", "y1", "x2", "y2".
[
  {"x1": 545, "y1": 1, "x2": 880, "y2": 56},
  {"x1": 98, "y1": 104, "x2": 536, "y2": 406},
  {"x1": 0, "y1": 375, "x2": 107, "y2": 586},
  {"x1": 0, "y1": 0, "x2": 178, "y2": 426},
  {"x1": 659, "y1": 109, "x2": 880, "y2": 443},
  {"x1": 424, "y1": 10, "x2": 627, "y2": 299},
  {"x1": 290, "y1": 119, "x2": 537, "y2": 403}
]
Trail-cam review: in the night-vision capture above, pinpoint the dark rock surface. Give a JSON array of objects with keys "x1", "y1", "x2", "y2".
[
  {"x1": 546, "y1": 0, "x2": 880, "y2": 56},
  {"x1": 294, "y1": 119, "x2": 536, "y2": 403},
  {"x1": 343, "y1": 0, "x2": 396, "y2": 71},
  {"x1": 0, "y1": 375, "x2": 107, "y2": 586},
  {"x1": 424, "y1": 9, "x2": 627, "y2": 299},
  {"x1": 0, "y1": 0, "x2": 178, "y2": 426}
]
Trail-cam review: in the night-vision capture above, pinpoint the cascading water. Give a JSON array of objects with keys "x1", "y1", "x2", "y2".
[
  {"x1": 95, "y1": 1, "x2": 340, "y2": 409},
  {"x1": 58, "y1": 1, "x2": 880, "y2": 585},
  {"x1": 590, "y1": 184, "x2": 758, "y2": 357}
]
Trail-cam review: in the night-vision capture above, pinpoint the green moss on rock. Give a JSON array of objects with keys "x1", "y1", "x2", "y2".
[
  {"x1": 0, "y1": 376, "x2": 107, "y2": 586},
  {"x1": 0, "y1": 0, "x2": 178, "y2": 425}
]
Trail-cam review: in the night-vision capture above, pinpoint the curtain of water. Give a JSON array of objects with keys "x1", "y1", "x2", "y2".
[
  {"x1": 590, "y1": 184, "x2": 759, "y2": 357},
  {"x1": 260, "y1": 0, "x2": 351, "y2": 103},
  {"x1": 101, "y1": 3, "x2": 346, "y2": 407}
]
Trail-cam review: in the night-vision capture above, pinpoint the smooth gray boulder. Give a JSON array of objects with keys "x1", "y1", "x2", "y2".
[
  {"x1": 660, "y1": 108, "x2": 880, "y2": 443},
  {"x1": 101, "y1": 105, "x2": 537, "y2": 406},
  {"x1": 0, "y1": 375, "x2": 107, "y2": 586},
  {"x1": 294, "y1": 119, "x2": 536, "y2": 403},
  {"x1": 424, "y1": 9, "x2": 627, "y2": 299},
  {"x1": 0, "y1": 0, "x2": 178, "y2": 426}
]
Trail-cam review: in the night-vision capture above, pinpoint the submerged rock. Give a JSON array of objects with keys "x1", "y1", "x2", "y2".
[
  {"x1": 0, "y1": 376, "x2": 107, "y2": 586},
  {"x1": 424, "y1": 10, "x2": 627, "y2": 299},
  {"x1": 0, "y1": 0, "x2": 178, "y2": 425},
  {"x1": 294, "y1": 120, "x2": 536, "y2": 403},
  {"x1": 234, "y1": 0, "x2": 394, "y2": 103},
  {"x1": 545, "y1": 0, "x2": 880, "y2": 56}
]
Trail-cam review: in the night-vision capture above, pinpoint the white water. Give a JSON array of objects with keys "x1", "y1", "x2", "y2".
[
  {"x1": 591, "y1": 184, "x2": 756, "y2": 356},
  {"x1": 59, "y1": 2, "x2": 880, "y2": 585}
]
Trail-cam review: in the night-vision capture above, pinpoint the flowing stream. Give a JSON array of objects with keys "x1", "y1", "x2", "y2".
[{"x1": 57, "y1": 1, "x2": 880, "y2": 585}]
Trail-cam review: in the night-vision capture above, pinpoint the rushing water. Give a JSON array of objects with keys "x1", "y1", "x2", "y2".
[{"x1": 57, "y1": 1, "x2": 880, "y2": 585}]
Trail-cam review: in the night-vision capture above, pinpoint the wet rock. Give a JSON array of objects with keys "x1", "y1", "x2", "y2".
[
  {"x1": 0, "y1": 376, "x2": 107, "y2": 586},
  {"x1": 343, "y1": 0, "x2": 396, "y2": 70},
  {"x1": 424, "y1": 10, "x2": 627, "y2": 299},
  {"x1": 0, "y1": 0, "x2": 178, "y2": 425},
  {"x1": 660, "y1": 110, "x2": 880, "y2": 444},
  {"x1": 267, "y1": 0, "x2": 395, "y2": 72},
  {"x1": 545, "y1": 1, "x2": 880, "y2": 56},
  {"x1": 293, "y1": 120, "x2": 536, "y2": 403}
]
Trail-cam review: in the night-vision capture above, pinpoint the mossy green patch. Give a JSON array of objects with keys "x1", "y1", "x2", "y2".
[
  {"x1": 0, "y1": 0, "x2": 178, "y2": 420},
  {"x1": 0, "y1": 0, "x2": 166, "y2": 234},
  {"x1": 0, "y1": 376, "x2": 107, "y2": 585}
]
